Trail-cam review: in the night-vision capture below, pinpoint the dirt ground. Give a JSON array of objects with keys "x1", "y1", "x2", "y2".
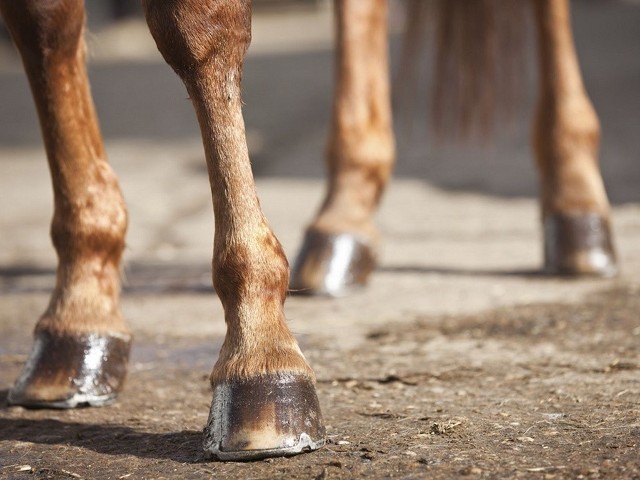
[
  {"x1": 1, "y1": 2, "x2": 639, "y2": 479},
  {"x1": 1, "y1": 285, "x2": 638, "y2": 480}
]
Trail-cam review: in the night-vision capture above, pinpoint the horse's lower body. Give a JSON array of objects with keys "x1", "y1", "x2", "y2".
[
  {"x1": 0, "y1": 0, "x2": 616, "y2": 461},
  {"x1": 290, "y1": 0, "x2": 616, "y2": 296}
]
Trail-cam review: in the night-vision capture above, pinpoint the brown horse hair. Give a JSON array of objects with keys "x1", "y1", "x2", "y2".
[{"x1": 401, "y1": 0, "x2": 530, "y2": 141}]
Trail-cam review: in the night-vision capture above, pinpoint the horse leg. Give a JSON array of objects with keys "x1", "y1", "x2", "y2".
[
  {"x1": 290, "y1": 0, "x2": 394, "y2": 296},
  {"x1": 532, "y1": 0, "x2": 617, "y2": 276},
  {"x1": 142, "y1": 0, "x2": 325, "y2": 460},
  {"x1": 0, "y1": 1, "x2": 131, "y2": 408}
]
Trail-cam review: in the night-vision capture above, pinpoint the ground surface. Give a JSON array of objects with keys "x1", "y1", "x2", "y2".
[
  {"x1": 1, "y1": 286, "x2": 639, "y2": 479},
  {"x1": 1, "y1": 1, "x2": 639, "y2": 479}
]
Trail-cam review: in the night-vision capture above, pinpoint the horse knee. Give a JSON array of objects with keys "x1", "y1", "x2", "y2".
[
  {"x1": 0, "y1": 0, "x2": 85, "y2": 66},
  {"x1": 143, "y1": 0, "x2": 251, "y2": 82}
]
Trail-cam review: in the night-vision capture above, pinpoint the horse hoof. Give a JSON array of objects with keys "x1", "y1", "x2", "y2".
[
  {"x1": 8, "y1": 330, "x2": 131, "y2": 409},
  {"x1": 543, "y1": 212, "x2": 617, "y2": 277},
  {"x1": 290, "y1": 230, "x2": 377, "y2": 296},
  {"x1": 203, "y1": 374, "x2": 326, "y2": 461}
]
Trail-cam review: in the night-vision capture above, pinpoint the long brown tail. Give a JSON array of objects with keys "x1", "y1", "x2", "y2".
[{"x1": 403, "y1": 0, "x2": 530, "y2": 140}]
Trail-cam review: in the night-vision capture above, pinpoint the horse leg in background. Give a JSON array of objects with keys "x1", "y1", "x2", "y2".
[
  {"x1": 142, "y1": 0, "x2": 325, "y2": 460},
  {"x1": 0, "y1": 1, "x2": 131, "y2": 407},
  {"x1": 290, "y1": 0, "x2": 394, "y2": 296},
  {"x1": 532, "y1": 0, "x2": 617, "y2": 276}
]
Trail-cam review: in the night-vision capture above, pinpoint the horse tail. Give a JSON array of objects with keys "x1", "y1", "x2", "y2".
[{"x1": 402, "y1": 0, "x2": 530, "y2": 140}]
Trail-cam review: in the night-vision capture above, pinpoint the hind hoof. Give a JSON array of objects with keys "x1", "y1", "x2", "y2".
[
  {"x1": 8, "y1": 330, "x2": 131, "y2": 409},
  {"x1": 203, "y1": 374, "x2": 325, "y2": 461},
  {"x1": 290, "y1": 230, "x2": 376, "y2": 296},
  {"x1": 544, "y1": 213, "x2": 618, "y2": 277}
]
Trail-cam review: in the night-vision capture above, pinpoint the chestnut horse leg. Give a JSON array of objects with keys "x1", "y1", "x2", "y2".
[
  {"x1": 142, "y1": 0, "x2": 324, "y2": 460},
  {"x1": 0, "y1": 1, "x2": 131, "y2": 407},
  {"x1": 290, "y1": 0, "x2": 394, "y2": 296},
  {"x1": 532, "y1": 0, "x2": 617, "y2": 276}
]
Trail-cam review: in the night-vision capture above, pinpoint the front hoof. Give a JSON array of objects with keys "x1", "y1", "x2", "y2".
[
  {"x1": 544, "y1": 213, "x2": 618, "y2": 277},
  {"x1": 290, "y1": 230, "x2": 377, "y2": 296},
  {"x1": 8, "y1": 331, "x2": 131, "y2": 409},
  {"x1": 203, "y1": 374, "x2": 325, "y2": 461}
]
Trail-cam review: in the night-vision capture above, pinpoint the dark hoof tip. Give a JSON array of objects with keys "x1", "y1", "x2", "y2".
[
  {"x1": 203, "y1": 374, "x2": 325, "y2": 461},
  {"x1": 544, "y1": 213, "x2": 618, "y2": 277},
  {"x1": 8, "y1": 331, "x2": 131, "y2": 409},
  {"x1": 290, "y1": 230, "x2": 377, "y2": 297}
]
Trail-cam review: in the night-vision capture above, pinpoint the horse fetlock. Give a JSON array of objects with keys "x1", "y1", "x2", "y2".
[
  {"x1": 213, "y1": 236, "x2": 289, "y2": 306},
  {"x1": 50, "y1": 215, "x2": 126, "y2": 265},
  {"x1": 534, "y1": 101, "x2": 609, "y2": 215},
  {"x1": 50, "y1": 169, "x2": 128, "y2": 264},
  {"x1": 326, "y1": 145, "x2": 394, "y2": 206},
  {"x1": 203, "y1": 373, "x2": 325, "y2": 461},
  {"x1": 534, "y1": 97, "x2": 601, "y2": 169},
  {"x1": 49, "y1": 230, "x2": 126, "y2": 328}
]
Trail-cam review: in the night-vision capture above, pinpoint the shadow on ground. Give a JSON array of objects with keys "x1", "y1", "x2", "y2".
[{"x1": 0, "y1": 415, "x2": 202, "y2": 463}]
